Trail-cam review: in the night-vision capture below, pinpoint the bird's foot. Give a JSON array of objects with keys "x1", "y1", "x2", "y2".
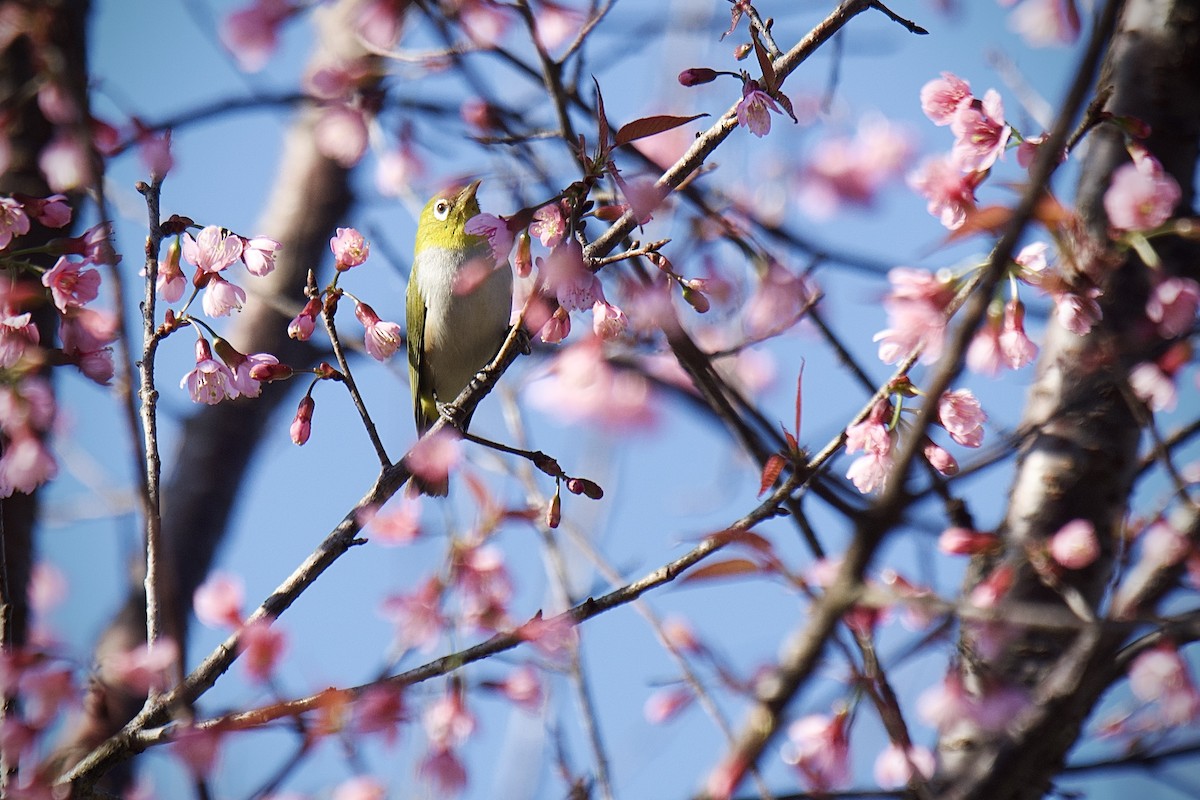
[
  {"x1": 513, "y1": 325, "x2": 532, "y2": 355},
  {"x1": 436, "y1": 400, "x2": 468, "y2": 431}
]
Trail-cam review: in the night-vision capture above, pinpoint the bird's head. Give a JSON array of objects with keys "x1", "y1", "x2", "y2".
[{"x1": 415, "y1": 179, "x2": 483, "y2": 254}]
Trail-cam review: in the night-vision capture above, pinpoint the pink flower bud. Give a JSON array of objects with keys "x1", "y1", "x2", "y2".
[
  {"x1": 1048, "y1": 519, "x2": 1100, "y2": 569},
  {"x1": 678, "y1": 68, "x2": 719, "y2": 87},
  {"x1": 291, "y1": 395, "x2": 315, "y2": 445}
]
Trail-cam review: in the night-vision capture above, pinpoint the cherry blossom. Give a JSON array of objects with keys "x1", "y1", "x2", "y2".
[
  {"x1": 355, "y1": 301, "x2": 403, "y2": 361},
  {"x1": 239, "y1": 617, "x2": 287, "y2": 683},
  {"x1": 529, "y1": 202, "x2": 565, "y2": 248},
  {"x1": 332, "y1": 775, "x2": 386, "y2": 800},
  {"x1": 291, "y1": 395, "x2": 314, "y2": 445},
  {"x1": 0, "y1": 197, "x2": 31, "y2": 248},
  {"x1": 874, "y1": 267, "x2": 957, "y2": 364},
  {"x1": 193, "y1": 572, "x2": 245, "y2": 628},
  {"x1": 526, "y1": 337, "x2": 656, "y2": 429},
  {"x1": 331, "y1": 227, "x2": 370, "y2": 269},
  {"x1": 418, "y1": 746, "x2": 467, "y2": 796},
  {"x1": 950, "y1": 89, "x2": 1010, "y2": 172},
  {"x1": 242, "y1": 236, "x2": 282, "y2": 276},
  {"x1": 222, "y1": 0, "x2": 295, "y2": 72},
  {"x1": 1103, "y1": 154, "x2": 1181, "y2": 232},
  {"x1": 463, "y1": 213, "x2": 514, "y2": 266},
  {"x1": 406, "y1": 428, "x2": 463, "y2": 489},
  {"x1": 920, "y1": 72, "x2": 971, "y2": 125},
  {"x1": 998, "y1": 300, "x2": 1038, "y2": 369},
  {"x1": 1048, "y1": 519, "x2": 1100, "y2": 569},
  {"x1": 908, "y1": 154, "x2": 980, "y2": 230},
  {"x1": 202, "y1": 274, "x2": 247, "y2": 317},
  {"x1": 288, "y1": 297, "x2": 322, "y2": 341},
  {"x1": 781, "y1": 711, "x2": 851, "y2": 793},
  {"x1": 736, "y1": 79, "x2": 782, "y2": 138},
  {"x1": 0, "y1": 434, "x2": 57, "y2": 497},
  {"x1": 874, "y1": 743, "x2": 936, "y2": 789},
  {"x1": 353, "y1": 684, "x2": 406, "y2": 745},
  {"x1": 316, "y1": 105, "x2": 369, "y2": 168},
  {"x1": 381, "y1": 576, "x2": 446, "y2": 653},
  {"x1": 156, "y1": 240, "x2": 187, "y2": 303},
  {"x1": 644, "y1": 686, "x2": 694, "y2": 724},
  {"x1": 182, "y1": 338, "x2": 238, "y2": 405},
  {"x1": 1128, "y1": 361, "x2": 1177, "y2": 412},
  {"x1": 183, "y1": 225, "x2": 243, "y2": 273},
  {"x1": 938, "y1": 526, "x2": 1000, "y2": 555},
  {"x1": 1145, "y1": 277, "x2": 1199, "y2": 338},
  {"x1": 938, "y1": 388, "x2": 987, "y2": 447}
]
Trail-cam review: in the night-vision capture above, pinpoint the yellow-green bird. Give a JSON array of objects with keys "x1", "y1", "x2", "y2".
[{"x1": 407, "y1": 180, "x2": 513, "y2": 495}]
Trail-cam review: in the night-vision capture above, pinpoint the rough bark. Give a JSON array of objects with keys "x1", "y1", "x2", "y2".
[{"x1": 935, "y1": 2, "x2": 1200, "y2": 797}]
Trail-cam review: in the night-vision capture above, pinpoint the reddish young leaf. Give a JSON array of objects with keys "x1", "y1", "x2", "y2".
[
  {"x1": 945, "y1": 205, "x2": 1012, "y2": 242},
  {"x1": 759, "y1": 453, "x2": 786, "y2": 496},
  {"x1": 681, "y1": 558, "x2": 762, "y2": 584},
  {"x1": 794, "y1": 360, "x2": 805, "y2": 441},
  {"x1": 614, "y1": 114, "x2": 707, "y2": 147},
  {"x1": 593, "y1": 77, "x2": 611, "y2": 152},
  {"x1": 705, "y1": 528, "x2": 775, "y2": 554},
  {"x1": 750, "y1": 27, "x2": 776, "y2": 91}
]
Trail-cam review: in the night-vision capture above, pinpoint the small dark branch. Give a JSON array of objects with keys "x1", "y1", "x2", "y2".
[
  {"x1": 320, "y1": 292, "x2": 390, "y2": 468},
  {"x1": 869, "y1": 1, "x2": 929, "y2": 35},
  {"x1": 744, "y1": 5, "x2": 783, "y2": 59}
]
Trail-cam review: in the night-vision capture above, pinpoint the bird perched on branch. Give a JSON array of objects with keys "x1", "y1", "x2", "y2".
[{"x1": 406, "y1": 179, "x2": 513, "y2": 495}]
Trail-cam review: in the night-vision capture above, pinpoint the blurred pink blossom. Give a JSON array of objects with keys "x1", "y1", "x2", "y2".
[
  {"x1": 781, "y1": 711, "x2": 850, "y2": 793},
  {"x1": 1145, "y1": 277, "x2": 1199, "y2": 338},
  {"x1": 1048, "y1": 519, "x2": 1100, "y2": 569},
  {"x1": 938, "y1": 388, "x2": 986, "y2": 447},
  {"x1": 193, "y1": 572, "x2": 245, "y2": 629},
  {"x1": 644, "y1": 686, "x2": 694, "y2": 724},
  {"x1": 316, "y1": 105, "x2": 369, "y2": 168},
  {"x1": 874, "y1": 743, "x2": 935, "y2": 789},
  {"x1": 1104, "y1": 154, "x2": 1180, "y2": 231},
  {"x1": 240, "y1": 617, "x2": 287, "y2": 683},
  {"x1": 908, "y1": 154, "x2": 980, "y2": 230},
  {"x1": 920, "y1": 72, "x2": 971, "y2": 125},
  {"x1": 332, "y1": 775, "x2": 386, "y2": 800},
  {"x1": 1008, "y1": 0, "x2": 1080, "y2": 47},
  {"x1": 221, "y1": 0, "x2": 294, "y2": 72},
  {"x1": 381, "y1": 576, "x2": 445, "y2": 653}
]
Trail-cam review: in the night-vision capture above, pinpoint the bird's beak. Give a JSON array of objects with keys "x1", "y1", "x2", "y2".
[{"x1": 456, "y1": 179, "x2": 483, "y2": 205}]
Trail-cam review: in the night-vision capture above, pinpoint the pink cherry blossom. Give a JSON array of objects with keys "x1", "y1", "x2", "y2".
[
  {"x1": 1129, "y1": 362, "x2": 1177, "y2": 412},
  {"x1": 797, "y1": 116, "x2": 916, "y2": 218},
  {"x1": 331, "y1": 227, "x2": 370, "y2": 269},
  {"x1": 453, "y1": 543, "x2": 513, "y2": 631},
  {"x1": 662, "y1": 616, "x2": 703, "y2": 654},
  {"x1": 172, "y1": 724, "x2": 223, "y2": 779},
  {"x1": 526, "y1": 337, "x2": 656, "y2": 429},
  {"x1": 381, "y1": 576, "x2": 446, "y2": 653},
  {"x1": 183, "y1": 225, "x2": 243, "y2": 273},
  {"x1": 920, "y1": 72, "x2": 971, "y2": 125},
  {"x1": 156, "y1": 240, "x2": 187, "y2": 303},
  {"x1": 0, "y1": 197, "x2": 30, "y2": 249},
  {"x1": 242, "y1": 236, "x2": 281, "y2": 276},
  {"x1": 874, "y1": 743, "x2": 935, "y2": 789},
  {"x1": 966, "y1": 313, "x2": 1005, "y2": 376},
  {"x1": 924, "y1": 441, "x2": 958, "y2": 476},
  {"x1": 39, "y1": 133, "x2": 91, "y2": 193},
  {"x1": 0, "y1": 434, "x2": 57, "y2": 497},
  {"x1": 182, "y1": 338, "x2": 238, "y2": 405},
  {"x1": 22, "y1": 193, "x2": 71, "y2": 228},
  {"x1": 221, "y1": 0, "x2": 294, "y2": 72},
  {"x1": 1009, "y1": 0, "x2": 1080, "y2": 47},
  {"x1": 366, "y1": 497, "x2": 422, "y2": 546},
  {"x1": 109, "y1": 638, "x2": 179, "y2": 695},
  {"x1": 938, "y1": 526, "x2": 999, "y2": 555},
  {"x1": 1048, "y1": 519, "x2": 1100, "y2": 569},
  {"x1": 517, "y1": 612, "x2": 578, "y2": 660},
  {"x1": 998, "y1": 300, "x2": 1038, "y2": 369},
  {"x1": 332, "y1": 775, "x2": 386, "y2": 800},
  {"x1": 874, "y1": 267, "x2": 957, "y2": 364},
  {"x1": 227, "y1": 350, "x2": 278, "y2": 399},
  {"x1": 460, "y1": 0, "x2": 511, "y2": 47},
  {"x1": 1141, "y1": 520, "x2": 1190, "y2": 568},
  {"x1": 736, "y1": 79, "x2": 781, "y2": 138},
  {"x1": 592, "y1": 300, "x2": 628, "y2": 340},
  {"x1": 781, "y1": 712, "x2": 851, "y2": 793},
  {"x1": 1129, "y1": 643, "x2": 1200, "y2": 725},
  {"x1": 21, "y1": 666, "x2": 75, "y2": 728},
  {"x1": 938, "y1": 388, "x2": 987, "y2": 447},
  {"x1": 60, "y1": 306, "x2": 116, "y2": 354},
  {"x1": 288, "y1": 297, "x2": 321, "y2": 340},
  {"x1": 969, "y1": 563, "x2": 1014, "y2": 608},
  {"x1": 136, "y1": 126, "x2": 173, "y2": 179},
  {"x1": 538, "y1": 306, "x2": 571, "y2": 343},
  {"x1": 407, "y1": 427, "x2": 463, "y2": 489},
  {"x1": 0, "y1": 311, "x2": 39, "y2": 368},
  {"x1": 847, "y1": 451, "x2": 894, "y2": 494},
  {"x1": 355, "y1": 302, "x2": 403, "y2": 361},
  {"x1": 0, "y1": 375, "x2": 55, "y2": 436},
  {"x1": 951, "y1": 89, "x2": 1010, "y2": 172},
  {"x1": 1146, "y1": 277, "x2": 1199, "y2": 338},
  {"x1": 357, "y1": 0, "x2": 407, "y2": 49},
  {"x1": 743, "y1": 260, "x2": 815, "y2": 339},
  {"x1": 202, "y1": 274, "x2": 247, "y2": 317},
  {"x1": 316, "y1": 105, "x2": 369, "y2": 168},
  {"x1": 424, "y1": 689, "x2": 475, "y2": 748},
  {"x1": 1054, "y1": 287, "x2": 1103, "y2": 336},
  {"x1": 908, "y1": 154, "x2": 980, "y2": 230},
  {"x1": 494, "y1": 665, "x2": 543, "y2": 713},
  {"x1": 530, "y1": 203, "x2": 565, "y2": 248},
  {"x1": 541, "y1": 240, "x2": 604, "y2": 312},
  {"x1": 418, "y1": 746, "x2": 467, "y2": 796},
  {"x1": 239, "y1": 617, "x2": 287, "y2": 683},
  {"x1": 1104, "y1": 155, "x2": 1181, "y2": 231},
  {"x1": 193, "y1": 572, "x2": 245, "y2": 628},
  {"x1": 463, "y1": 213, "x2": 514, "y2": 266},
  {"x1": 376, "y1": 140, "x2": 426, "y2": 197},
  {"x1": 28, "y1": 560, "x2": 67, "y2": 613},
  {"x1": 644, "y1": 686, "x2": 694, "y2": 724},
  {"x1": 291, "y1": 395, "x2": 314, "y2": 445},
  {"x1": 353, "y1": 684, "x2": 406, "y2": 745}
]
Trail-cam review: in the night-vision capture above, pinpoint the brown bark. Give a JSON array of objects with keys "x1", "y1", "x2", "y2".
[{"x1": 936, "y1": 2, "x2": 1200, "y2": 797}]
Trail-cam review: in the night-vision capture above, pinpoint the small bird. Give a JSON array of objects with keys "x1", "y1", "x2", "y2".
[{"x1": 406, "y1": 180, "x2": 513, "y2": 495}]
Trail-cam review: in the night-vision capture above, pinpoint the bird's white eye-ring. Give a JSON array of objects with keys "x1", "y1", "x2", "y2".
[{"x1": 433, "y1": 199, "x2": 450, "y2": 221}]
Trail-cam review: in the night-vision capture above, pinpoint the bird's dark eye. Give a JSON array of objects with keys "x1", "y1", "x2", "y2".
[{"x1": 433, "y1": 200, "x2": 451, "y2": 221}]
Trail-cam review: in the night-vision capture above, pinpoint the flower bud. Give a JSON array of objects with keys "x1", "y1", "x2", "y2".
[
  {"x1": 566, "y1": 477, "x2": 604, "y2": 500},
  {"x1": 291, "y1": 396, "x2": 315, "y2": 445},
  {"x1": 681, "y1": 285, "x2": 710, "y2": 314},
  {"x1": 546, "y1": 489, "x2": 561, "y2": 529},
  {"x1": 515, "y1": 231, "x2": 533, "y2": 278},
  {"x1": 678, "y1": 68, "x2": 719, "y2": 87},
  {"x1": 250, "y1": 362, "x2": 294, "y2": 382}
]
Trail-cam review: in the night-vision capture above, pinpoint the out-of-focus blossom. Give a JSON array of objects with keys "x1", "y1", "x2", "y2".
[
  {"x1": 239, "y1": 617, "x2": 287, "y2": 683},
  {"x1": 381, "y1": 577, "x2": 446, "y2": 653},
  {"x1": 22, "y1": 193, "x2": 71, "y2": 229},
  {"x1": 541, "y1": 240, "x2": 604, "y2": 312},
  {"x1": 366, "y1": 497, "x2": 422, "y2": 546},
  {"x1": 109, "y1": 639, "x2": 179, "y2": 695},
  {"x1": 644, "y1": 686, "x2": 694, "y2": 724},
  {"x1": 0, "y1": 434, "x2": 57, "y2": 497},
  {"x1": 39, "y1": 133, "x2": 91, "y2": 193},
  {"x1": 376, "y1": 139, "x2": 425, "y2": 198},
  {"x1": 406, "y1": 428, "x2": 462, "y2": 489},
  {"x1": 453, "y1": 543, "x2": 513, "y2": 631},
  {"x1": 316, "y1": 105, "x2": 369, "y2": 168},
  {"x1": 221, "y1": 0, "x2": 295, "y2": 72},
  {"x1": 354, "y1": 684, "x2": 406, "y2": 745},
  {"x1": 920, "y1": 72, "x2": 971, "y2": 125},
  {"x1": 1104, "y1": 154, "x2": 1180, "y2": 232},
  {"x1": 1141, "y1": 520, "x2": 1190, "y2": 569},
  {"x1": 418, "y1": 746, "x2": 467, "y2": 797},
  {"x1": 357, "y1": 0, "x2": 407, "y2": 49},
  {"x1": 938, "y1": 388, "x2": 986, "y2": 447},
  {"x1": 424, "y1": 689, "x2": 475, "y2": 748},
  {"x1": 874, "y1": 743, "x2": 936, "y2": 789},
  {"x1": 493, "y1": 665, "x2": 543, "y2": 713},
  {"x1": 924, "y1": 441, "x2": 958, "y2": 476},
  {"x1": 1129, "y1": 642, "x2": 1200, "y2": 726},
  {"x1": 781, "y1": 711, "x2": 851, "y2": 793},
  {"x1": 526, "y1": 337, "x2": 656, "y2": 429},
  {"x1": 966, "y1": 311, "x2": 1005, "y2": 376},
  {"x1": 1009, "y1": 0, "x2": 1080, "y2": 47},
  {"x1": 998, "y1": 300, "x2": 1037, "y2": 369},
  {"x1": 1048, "y1": 519, "x2": 1100, "y2": 569},
  {"x1": 138, "y1": 127, "x2": 173, "y2": 179},
  {"x1": 172, "y1": 724, "x2": 223, "y2": 779},
  {"x1": 908, "y1": 154, "x2": 980, "y2": 230},
  {"x1": 874, "y1": 267, "x2": 957, "y2": 364},
  {"x1": 333, "y1": 775, "x2": 386, "y2": 800},
  {"x1": 1146, "y1": 277, "x2": 1199, "y2": 339},
  {"x1": 744, "y1": 260, "x2": 815, "y2": 339},
  {"x1": 797, "y1": 116, "x2": 915, "y2": 218},
  {"x1": 939, "y1": 526, "x2": 1000, "y2": 555},
  {"x1": 194, "y1": 572, "x2": 245, "y2": 629},
  {"x1": 1129, "y1": 361, "x2": 1177, "y2": 412},
  {"x1": 969, "y1": 564, "x2": 1014, "y2": 608},
  {"x1": 0, "y1": 197, "x2": 30, "y2": 249}
]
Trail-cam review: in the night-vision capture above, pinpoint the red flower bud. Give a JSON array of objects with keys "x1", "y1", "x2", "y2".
[{"x1": 678, "y1": 68, "x2": 719, "y2": 87}]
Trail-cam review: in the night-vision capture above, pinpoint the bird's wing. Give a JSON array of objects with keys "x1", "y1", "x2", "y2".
[{"x1": 406, "y1": 274, "x2": 434, "y2": 434}]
